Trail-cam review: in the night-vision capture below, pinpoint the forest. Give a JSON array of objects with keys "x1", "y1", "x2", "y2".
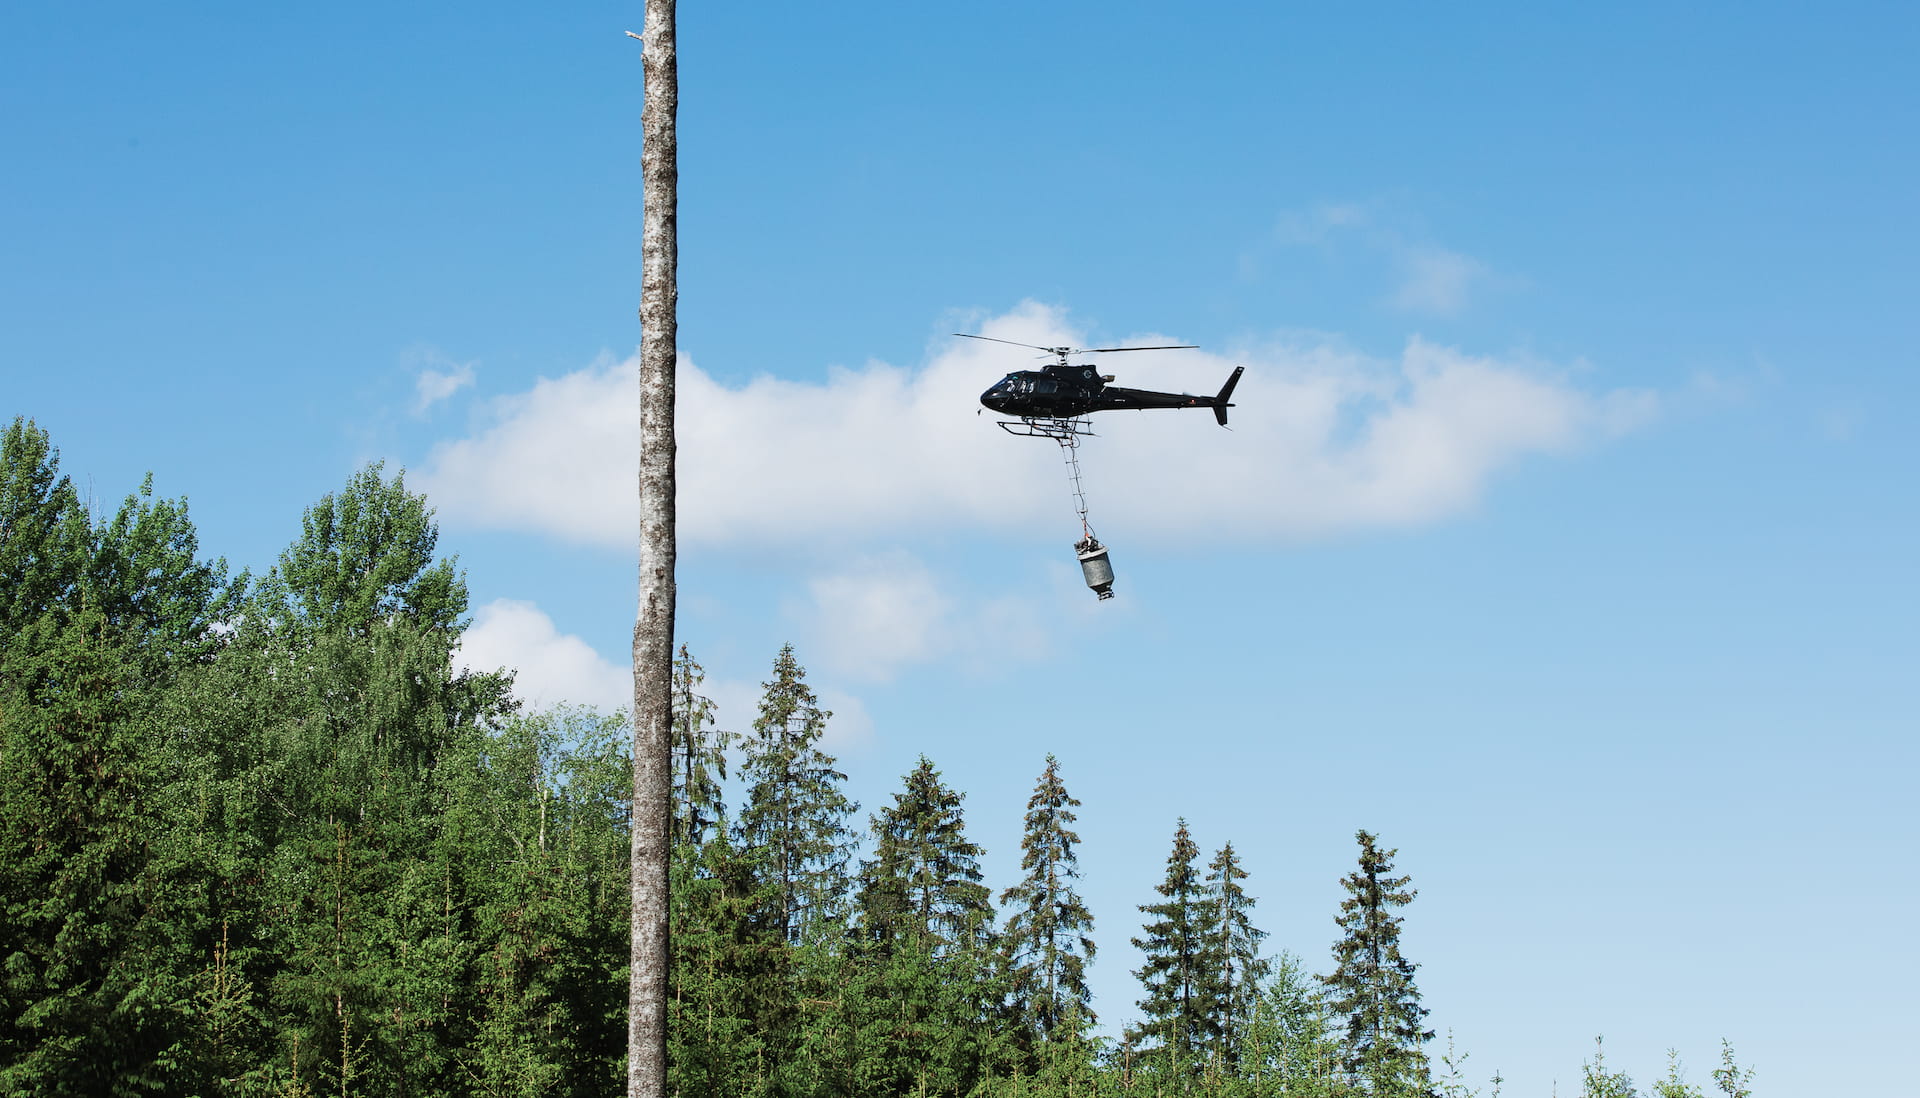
[{"x1": 0, "y1": 416, "x2": 1754, "y2": 1097}]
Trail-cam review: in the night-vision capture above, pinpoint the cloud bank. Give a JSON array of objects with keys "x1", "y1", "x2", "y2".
[
  {"x1": 455, "y1": 598, "x2": 630, "y2": 712},
  {"x1": 416, "y1": 302, "x2": 1654, "y2": 552},
  {"x1": 453, "y1": 598, "x2": 876, "y2": 749},
  {"x1": 426, "y1": 302, "x2": 1655, "y2": 717},
  {"x1": 800, "y1": 550, "x2": 1050, "y2": 683}
]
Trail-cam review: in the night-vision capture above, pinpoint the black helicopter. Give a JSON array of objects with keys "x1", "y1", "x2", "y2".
[{"x1": 959, "y1": 333, "x2": 1243, "y2": 429}]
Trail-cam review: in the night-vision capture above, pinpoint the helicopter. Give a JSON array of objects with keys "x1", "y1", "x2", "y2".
[
  {"x1": 958, "y1": 333, "x2": 1243, "y2": 433},
  {"x1": 957, "y1": 331, "x2": 1241, "y2": 601}
]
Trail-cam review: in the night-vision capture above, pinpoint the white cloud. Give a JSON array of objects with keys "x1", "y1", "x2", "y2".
[
  {"x1": 815, "y1": 688, "x2": 875, "y2": 752},
  {"x1": 455, "y1": 598, "x2": 630, "y2": 712},
  {"x1": 455, "y1": 600, "x2": 884, "y2": 752},
  {"x1": 806, "y1": 552, "x2": 949, "y2": 680},
  {"x1": 800, "y1": 550, "x2": 1048, "y2": 683},
  {"x1": 413, "y1": 361, "x2": 476, "y2": 415},
  {"x1": 416, "y1": 302, "x2": 1656, "y2": 550}
]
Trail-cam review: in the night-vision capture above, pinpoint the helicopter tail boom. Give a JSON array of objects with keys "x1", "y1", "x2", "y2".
[{"x1": 1213, "y1": 366, "x2": 1244, "y2": 427}]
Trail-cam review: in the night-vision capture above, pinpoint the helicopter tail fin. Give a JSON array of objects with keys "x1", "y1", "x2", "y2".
[{"x1": 1212, "y1": 366, "x2": 1244, "y2": 426}]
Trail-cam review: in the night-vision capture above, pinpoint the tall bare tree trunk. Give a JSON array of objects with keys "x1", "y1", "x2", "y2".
[{"x1": 629, "y1": 0, "x2": 676, "y2": 1095}]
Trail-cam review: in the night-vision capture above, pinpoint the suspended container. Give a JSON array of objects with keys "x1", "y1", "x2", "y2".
[{"x1": 1076, "y1": 537, "x2": 1115, "y2": 600}]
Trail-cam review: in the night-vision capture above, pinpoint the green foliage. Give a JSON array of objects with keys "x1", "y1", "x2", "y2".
[
  {"x1": 146, "y1": 463, "x2": 583, "y2": 1096},
  {"x1": 1239, "y1": 953, "x2": 1347, "y2": 1097},
  {"x1": 0, "y1": 416, "x2": 242, "y2": 669},
  {"x1": 89, "y1": 474, "x2": 245, "y2": 681},
  {"x1": 672, "y1": 643, "x2": 732, "y2": 847},
  {"x1": 1652, "y1": 1047, "x2": 1705, "y2": 1098},
  {"x1": 0, "y1": 425, "x2": 1768, "y2": 1098},
  {"x1": 0, "y1": 421, "x2": 248, "y2": 1094},
  {"x1": 666, "y1": 648, "x2": 769, "y2": 1098},
  {"x1": 999, "y1": 754, "x2": 1097, "y2": 1050},
  {"x1": 267, "y1": 461, "x2": 464, "y2": 637},
  {"x1": 1129, "y1": 819, "x2": 1211, "y2": 1069},
  {"x1": 668, "y1": 837, "x2": 783, "y2": 1098},
  {"x1": 457, "y1": 707, "x2": 633, "y2": 1096},
  {"x1": 1582, "y1": 1036, "x2": 1639, "y2": 1098},
  {"x1": 798, "y1": 756, "x2": 1011, "y2": 1098},
  {"x1": 0, "y1": 417, "x2": 89, "y2": 638},
  {"x1": 0, "y1": 610, "x2": 200, "y2": 1094},
  {"x1": 1323, "y1": 829, "x2": 1434, "y2": 1095},
  {"x1": 1711, "y1": 1041, "x2": 1753, "y2": 1098},
  {"x1": 255, "y1": 629, "x2": 476, "y2": 1092},
  {"x1": 1433, "y1": 1029, "x2": 1495, "y2": 1098},
  {"x1": 805, "y1": 925, "x2": 1021, "y2": 1098},
  {"x1": 736, "y1": 645, "x2": 857, "y2": 946},
  {"x1": 1201, "y1": 841, "x2": 1270, "y2": 1069},
  {"x1": 858, "y1": 756, "x2": 992, "y2": 956}
]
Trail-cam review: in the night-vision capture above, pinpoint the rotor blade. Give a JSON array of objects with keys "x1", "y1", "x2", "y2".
[
  {"x1": 1081, "y1": 344, "x2": 1200, "y2": 353},
  {"x1": 953, "y1": 333, "x2": 1060, "y2": 353}
]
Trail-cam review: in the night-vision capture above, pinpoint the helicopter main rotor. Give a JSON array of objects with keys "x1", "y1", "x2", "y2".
[{"x1": 953, "y1": 332, "x2": 1198, "y2": 369}]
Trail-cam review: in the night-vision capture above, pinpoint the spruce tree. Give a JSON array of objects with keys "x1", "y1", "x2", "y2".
[
  {"x1": 0, "y1": 610, "x2": 200, "y2": 1092},
  {"x1": 1202, "y1": 841, "x2": 1270, "y2": 1070},
  {"x1": 1130, "y1": 819, "x2": 1215, "y2": 1070},
  {"x1": 857, "y1": 755, "x2": 992, "y2": 954},
  {"x1": 665, "y1": 648, "x2": 788, "y2": 1098},
  {"x1": 671, "y1": 643, "x2": 732, "y2": 848},
  {"x1": 998, "y1": 754, "x2": 1097, "y2": 1045},
  {"x1": 736, "y1": 645, "x2": 858, "y2": 945},
  {"x1": 1323, "y1": 829, "x2": 1434, "y2": 1095},
  {"x1": 667, "y1": 831, "x2": 789, "y2": 1098},
  {"x1": 851, "y1": 756, "x2": 1001, "y2": 1098}
]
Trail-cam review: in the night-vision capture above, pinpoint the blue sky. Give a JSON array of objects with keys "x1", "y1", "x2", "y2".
[{"x1": 5, "y1": 3, "x2": 1916, "y2": 1092}]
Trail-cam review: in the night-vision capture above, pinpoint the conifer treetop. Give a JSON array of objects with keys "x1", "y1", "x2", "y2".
[{"x1": 1323, "y1": 829, "x2": 1434, "y2": 1094}]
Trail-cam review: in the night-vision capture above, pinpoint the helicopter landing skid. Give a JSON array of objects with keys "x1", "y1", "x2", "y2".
[{"x1": 996, "y1": 417, "x2": 1094, "y2": 440}]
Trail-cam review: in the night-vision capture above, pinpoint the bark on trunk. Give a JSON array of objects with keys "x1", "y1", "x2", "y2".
[{"x1": 629, "y1": 1, "x2": 676, "y2": 1095}]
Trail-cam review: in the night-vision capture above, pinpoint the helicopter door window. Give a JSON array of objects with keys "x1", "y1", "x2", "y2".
[{"x1": 1034, "y1": 378, "x2": 1057, "y2": 395}]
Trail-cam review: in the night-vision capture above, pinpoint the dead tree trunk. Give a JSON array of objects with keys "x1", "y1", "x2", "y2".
[{"x1": 628, "y1": 1, "x2": 676, "y2": 1095}]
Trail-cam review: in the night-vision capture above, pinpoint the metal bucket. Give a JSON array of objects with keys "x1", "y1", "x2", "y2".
[{"x1": 1077, "y1": 540, "x2": 1115, "y2": 600}]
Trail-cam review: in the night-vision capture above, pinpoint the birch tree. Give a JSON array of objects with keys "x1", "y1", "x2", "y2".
[{"x1": 629, "y1": 0, "x2": 679, "y2": 1094}]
